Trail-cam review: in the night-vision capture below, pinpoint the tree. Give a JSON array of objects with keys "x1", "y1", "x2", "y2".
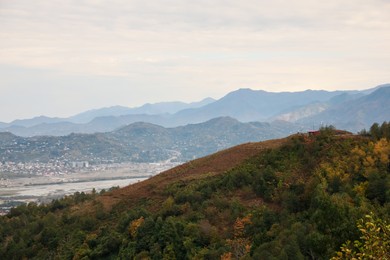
[
  {"x1": 332, "y1": 213, "x2": 390, "y2": 259},
  {"x1": 225, "y1": 215, "x2": 252, "y2": 259},
  {"x1": 129, "y1": 217, "x2": 145, "y2": 238},
  {"x1": 370, "y1": 123, "x2": 381, "y2": 140}
]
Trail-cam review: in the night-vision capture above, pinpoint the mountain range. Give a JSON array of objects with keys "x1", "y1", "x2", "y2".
[
  {"x1": 0, "y1": 84, "x2": 389, "y2": 137},
  {"x1": 0, "y1": 117, "x2": 300, "y2": 163}
]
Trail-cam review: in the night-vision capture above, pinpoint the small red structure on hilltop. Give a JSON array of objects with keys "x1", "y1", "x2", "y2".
[{"x1": 308, "y1": 130, "x2": 320, "y2": 136}]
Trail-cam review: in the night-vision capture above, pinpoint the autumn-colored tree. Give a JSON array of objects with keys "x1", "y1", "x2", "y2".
[
  {"x1": 332, "y1": 213, "x2": 390, "y2": 259},
  {"x1": 129, "y1": 217, "x2": 145, "y2": 238},
  {"x1": 374, "y1": 138, "x2": 390, "y2": 166},
  {"x1": 224, "y1": 215, "x2": 252, "y2": 259}
]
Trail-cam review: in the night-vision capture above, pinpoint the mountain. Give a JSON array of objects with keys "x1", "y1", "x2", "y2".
[
  {"x1": 68, "y1": 98, "x2": 215, "y2": 124},
  {"x1": 0, "y1": 117, "x2": 301, "y2": 163},
  {"x1": 270, "y1": 91, "x2": 365, "y2": 122},
  {"x1": 1, "y1": 121, "x2": 89, "y2": 137},
  {"x1": 0, "y1": 85, "x2": 387, "y2": 136},
  {"x1": 172, "y1": 88, "x2": 350, "y2": 124},
  {"x1": 1, "y1": 129, "x2": 388, "y2": 259},
  {"x1": 0, "y1": 114, "x2": 168, "y2": 137},
  {"x1": 0, "y1": 132, "x2": 20, "y2": 146},
  {"x1": 68, "y1": 106, "x2": 136, "y2": 124},
  {"x1": 126, "y1": 98, "x2": 215, "y2": 115},
  {"x1": 272, "y1": 102, "x2": 330, "y2": 122},
  {"x1": 0, "y1": 98, "x2": 215, "y2": 132},
  {"x1": 7, "y1": 116, "x2": 66, "y2": 128},
  {"x1": 86, "y1": 114, "x2": 171, "y2": 132},
  {"x1": 17, "y1": 88, "x2": 364, "y2": 136},
  {"x1": 298, "y1": 86, "x2": 390, "y2": 132}
]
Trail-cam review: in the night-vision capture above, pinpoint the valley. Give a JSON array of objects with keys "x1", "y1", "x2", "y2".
[{"x1": 0, "y1": 161, "x2": 179, "y2": 215}]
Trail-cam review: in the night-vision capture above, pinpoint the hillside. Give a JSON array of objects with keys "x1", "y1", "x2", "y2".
[
  {"x1": 1, "y1": 126, "x2": 389, "y2": 259},
  {"x1": 0, "y1": 117, "x2": 300, "y2": 163}
]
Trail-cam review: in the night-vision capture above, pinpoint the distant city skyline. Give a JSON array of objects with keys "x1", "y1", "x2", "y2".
[{"x1": 1, "y1": 0, "x2": 389, "y2": 122}]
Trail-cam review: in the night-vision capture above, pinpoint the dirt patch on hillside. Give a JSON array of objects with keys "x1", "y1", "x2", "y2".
[{"x1": 98, "y1": 137, "x2": 289, "y2": 210}]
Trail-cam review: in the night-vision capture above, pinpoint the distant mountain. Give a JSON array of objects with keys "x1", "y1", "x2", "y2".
[
  {"x1": 272, "y1": 102, "x2": 330, "y2": 122},
  {"x1": 0, "y1": 132, "x2": 19, "y2": 146},
  {"x1": 68, "y1": 106, "x2": 135, "y2": 124},
  {"x1": 0, "y1": 84, "x2": 388, "y2": 136},
  {"x1": 0, "y1": 98, "x2": 215, "y2": 132},
  {"x1": 270, "y1": 91, "x2": 365, "y2": 122},
  {"x1": 0, "y1": 117, "x2": 300, "y2": 163},
  {"x1": 298, "y1": 86, "x2": 390, "y2": 132},
  {"x1": 172, "y1": 88, "x2": 352, "y2": 124},
  {"x1": 2, "y1": 122, "x2": 88, "y2": 137},
  {"x1": 7, "y1": 116, "x2": 66, "y2": 128},
  {"x1": 68, "y1": 98, "x2": 215, "y2": 124},
  {"x1": 359, "y1": 83, "x2": 390, "y2": 95},
  {"x1": 327, "y1": 92, "x2": 365, "y2": 105},
  {"x1": 0, "y1": 114, "x2": 171, "y2": 137},
  {"x1": 126, "y1": 98, "x2": 215, "y2": 115}
]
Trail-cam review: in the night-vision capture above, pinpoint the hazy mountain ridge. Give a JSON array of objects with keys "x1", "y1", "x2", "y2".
[
  {"x1": 0, "y1": 84, "x2": 388, "y2": 136},
  {"x1": 68, "y1": 97, "x2": 215, "y2": 124},
  {"x1": 174, "y1": 88, "x2": 350, "y2": 123},
  {"x1": 0, "y1": 98, "x2": 215, "y2": 130},
  {"x1": 298, "y1": 85, "x2": 390, "y2": 131},
  {"x1": 270, "y1": 91, "x2": 364, "y2": 122},
  {"x1": 271, "y1": 102, "x2": 330, "y2": 122},
  {"x1": 4, "y1": 116, "x2": 66, "y2": 128}
]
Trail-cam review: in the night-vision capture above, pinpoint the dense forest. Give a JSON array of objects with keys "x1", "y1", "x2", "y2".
[{"x1": 0, "y1": 122, "x2": 389, "y2": 259}]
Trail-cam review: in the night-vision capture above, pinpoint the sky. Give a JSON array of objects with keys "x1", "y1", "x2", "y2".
[{"x1": 0, "y1": 0, "x2": 389, "y2": 122}]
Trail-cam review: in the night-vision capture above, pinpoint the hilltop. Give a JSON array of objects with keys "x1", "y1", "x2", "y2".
[
  {"x1": 1, "y1": 125, "x2": 389, "y2": 259},
  {"x1": 98, "y1": 136, "x2": 289, "y2": 210}
]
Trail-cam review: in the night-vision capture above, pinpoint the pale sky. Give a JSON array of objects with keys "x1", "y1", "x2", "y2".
[{"x1": 0, "y1": 0, "x2": 389, "y2": 122}]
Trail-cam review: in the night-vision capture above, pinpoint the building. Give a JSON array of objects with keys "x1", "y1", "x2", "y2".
[{"x1": 71, "y1": 161, "x2": 89, "y2": 168}]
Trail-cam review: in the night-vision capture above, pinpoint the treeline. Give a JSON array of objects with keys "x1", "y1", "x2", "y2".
[
  {"x1": 0, "y1": 123, "x2": 389, "y2": 259},
  {"x1": 360, "y1": 121, "x2": 390, "y2": 140}
]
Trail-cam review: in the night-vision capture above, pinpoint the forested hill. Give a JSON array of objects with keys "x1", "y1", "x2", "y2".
[
  {"x1": 0, "y1": 117, "x2": 298, "y2": 163},
  {"x1": 0, "y1": 125, "x2": 389, "y2": 259}
]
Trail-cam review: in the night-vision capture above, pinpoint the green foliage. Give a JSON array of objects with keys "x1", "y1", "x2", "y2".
[
  {"x1": 332, "y1": 213, "x2": 390, "y2": 259},
  {"x1": 0, "y1": 128, "x2": 389, "y2": 259},
  {"x1": 363, "y1": 121, "x2": 390, "y2": 140}
]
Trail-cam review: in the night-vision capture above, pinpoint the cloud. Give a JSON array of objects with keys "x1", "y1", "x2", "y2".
[{"x1": 0, "y1": 0, "x2": 389, "y2": 121}]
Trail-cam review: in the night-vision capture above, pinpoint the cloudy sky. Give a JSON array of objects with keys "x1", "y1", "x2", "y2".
[{"x1": 0, "y1": 0, "x2": 389, "y2": 122}]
